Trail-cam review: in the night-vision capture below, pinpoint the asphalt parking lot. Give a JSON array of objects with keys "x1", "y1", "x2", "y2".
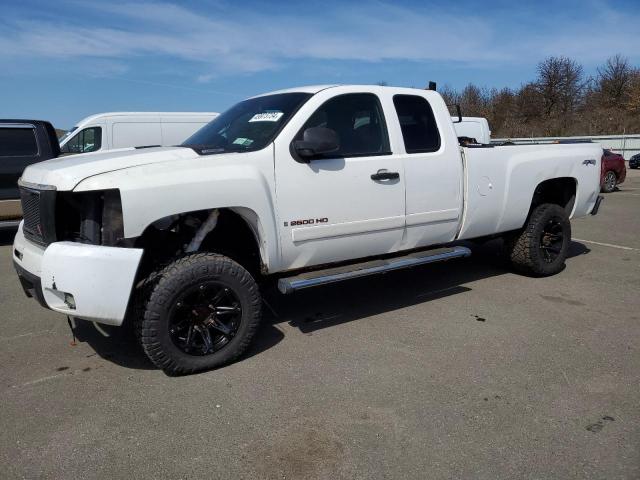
[{"x1": 1, "y1": 170, "x2": 639, "y2": 479}]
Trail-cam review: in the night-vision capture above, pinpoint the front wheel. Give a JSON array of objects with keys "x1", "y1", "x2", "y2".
[
  {"x1": 504, "y1": 203, "x2": 571, "y2": 277},
  {"x1": 601, "y1": 170, "x2": 617, "y2": 193},
  {"x1": 137, "y1": 253, "x2": 262, "y2": 375}
]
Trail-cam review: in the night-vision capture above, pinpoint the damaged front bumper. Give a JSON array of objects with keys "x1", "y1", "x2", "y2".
[{"x1": 13, "y1": 221, "x2": 143, "y2": 326}]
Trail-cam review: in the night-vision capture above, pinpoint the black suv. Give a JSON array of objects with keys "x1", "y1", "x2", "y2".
[
  {"x1": 630, "y1": 153, "x2": 640, "y2": 169},
  {"x1": 0, "y1": 120, "x2": 60, "y2": 227}
]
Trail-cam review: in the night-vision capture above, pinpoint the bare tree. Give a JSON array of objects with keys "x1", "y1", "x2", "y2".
[
  {"x1": 536, "y1": 56, "x2": 585, "y2": 116},
  {"x1": 628, "y1": 71, "x2": 640, "y2": 112},
  {"x1": 488, "y1": 87, "x2": 515, "y2": 135},
  {"x1": 516, "y1": 83, "x2": 543, "y2": 120},
  {"x1": 438, "y1": 84, "x2": 459, "y2": 106},
  {"x1": 458, "y1": 84, "x2": 491, "y2": 117},
  {"x1": 428, "y1": 55, "x2": 640, "y2": 138},
  {"x1": 597, "y1": 54, "x2": 633, "y2": 106}
]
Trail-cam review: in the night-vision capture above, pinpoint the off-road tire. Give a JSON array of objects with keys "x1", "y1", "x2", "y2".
[
  {"x1": 137, "y1": 253, "x2": 262, "y2": 375},
  {"x1": 504, "y1": 203, "x2": 571, "y2": 277}
]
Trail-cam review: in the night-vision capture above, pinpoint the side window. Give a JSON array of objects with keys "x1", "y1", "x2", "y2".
[
  {"x1": 82, "y1": 127, "x2": 101, "y2": 152},
  {"x1": 61, "y1": 127, "x2": 102, "y2": 154},
  {"x1": 62, "y1": 131, "x2": 81, "y2": 154},
  {"x1": 0, "y1": 127, "x2": 38, "y2": 157},
  {"x1": 298, "y1": 93, "x2": 390, "y2": 157},
  {"x1": 393, "y1": 95, "x2": 441, "y2": 153}
]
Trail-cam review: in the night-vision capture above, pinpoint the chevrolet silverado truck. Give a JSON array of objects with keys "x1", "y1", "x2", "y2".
[{"x1": 13, "y1": 85, "x2": 604, "y2": 374}]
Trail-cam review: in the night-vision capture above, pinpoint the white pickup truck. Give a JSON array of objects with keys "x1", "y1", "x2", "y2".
[{"x1": 13, "y1": 85, "x2": 604, "y2": 374}]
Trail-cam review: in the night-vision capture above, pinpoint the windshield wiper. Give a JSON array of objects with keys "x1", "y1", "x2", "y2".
[
  {"x1": 185, "y1": 144, "x2": 253, "y2": 156},
  {"x1": 199, "y1": 147, "x2": 227, "y2": 154},
  {"x1": 223, "y1": 144, "x2": 254, "y2": 152}
]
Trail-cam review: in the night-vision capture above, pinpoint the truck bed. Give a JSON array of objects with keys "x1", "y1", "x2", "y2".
[{"x1": 457, "y1": 143, "x2": 603, "y2": 240}]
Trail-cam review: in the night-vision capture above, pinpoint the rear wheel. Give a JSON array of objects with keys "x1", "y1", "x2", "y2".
[
  {"x1": 602, "y1": 170, "x2": 617, "y2": 193},
  {"x1": 137, "y1": 253, "x2": 262, "y2": 375},
  {"x1": 505, "y1": 203, "x2": 571, "y2": 277}
]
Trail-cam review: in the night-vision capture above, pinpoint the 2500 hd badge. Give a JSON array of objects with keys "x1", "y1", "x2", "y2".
[{"x1": 285, "y1": 217, "x2": 328, "y2": 227}]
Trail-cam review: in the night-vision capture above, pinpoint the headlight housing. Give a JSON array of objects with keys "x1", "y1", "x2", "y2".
[{"x1": 56, "y1": 189, "x2": 124, "y2": 246}]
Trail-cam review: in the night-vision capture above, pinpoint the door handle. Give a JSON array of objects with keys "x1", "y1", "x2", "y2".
[{"x1": 371, "y1": 169, "x2": 400, "y2": 181}]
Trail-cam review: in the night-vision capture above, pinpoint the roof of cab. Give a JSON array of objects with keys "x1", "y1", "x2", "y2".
[
  {"x1": 0, "y1": 119, "x2": 55, "y2": 126},
  {"x1": 251, "y1": 84, "x2": 444, "y2": 99},
  {"x1": 250, "y1": 85, "x2": 340, "y2": 98}
]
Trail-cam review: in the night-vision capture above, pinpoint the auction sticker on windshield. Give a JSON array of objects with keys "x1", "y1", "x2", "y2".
[
  {"x1": 233, "y1": 137, "x2": 254, "y2": 146},
  {"x1": 249, "y1": 112, "x2": 284, "y2": 122}
]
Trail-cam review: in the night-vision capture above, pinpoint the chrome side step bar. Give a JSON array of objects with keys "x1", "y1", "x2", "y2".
[{"x1": 277, "y1": 246, "x2": 471, "y2": 294}]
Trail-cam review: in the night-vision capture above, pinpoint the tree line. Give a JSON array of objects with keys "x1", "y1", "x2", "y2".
[{"x1": 438, "y1": 55, "x2": 640, "y2": 138}]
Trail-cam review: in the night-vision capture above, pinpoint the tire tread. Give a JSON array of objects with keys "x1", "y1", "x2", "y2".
[
  {"x1": 505, "y1": 203, "x2": 570, "y2": 277},
  {"x1": 135, "y1": 253, "x2": 261, "y2": 375}
]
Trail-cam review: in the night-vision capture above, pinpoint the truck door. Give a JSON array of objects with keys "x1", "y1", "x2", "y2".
[
  {"x1": 392, "y1": 94, "x2": 463, "y2": 248},
  {"x1": 274, "y1": 92, "x2": 406, "y2": 270}
]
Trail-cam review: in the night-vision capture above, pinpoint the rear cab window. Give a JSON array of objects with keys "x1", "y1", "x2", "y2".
[
  {"x1": 393, "y1": 95, "x2": 441, "y2": 153},
  {"x1": 0, "y1": 126, "x2": 38, "y2": 157}
]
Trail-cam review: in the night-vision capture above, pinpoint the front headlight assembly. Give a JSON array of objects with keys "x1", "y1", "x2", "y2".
[{"x1": 56, "y1": 189, "x2": 124, "y2": 246}]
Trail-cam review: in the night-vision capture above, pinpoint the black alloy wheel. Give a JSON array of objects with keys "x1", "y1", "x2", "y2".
[
  {"x1": 137, "y1": 253, "x2": 262, "y2": 375},
  {"x1": 168, "y1": 282, "x2": 242, "y2": 355},
  {"x1": 539, "y1": 218, "x2": 565, "y2": 264},
  {"x1": 504, "y1": 203, "x2": 571, "y2": 277}
]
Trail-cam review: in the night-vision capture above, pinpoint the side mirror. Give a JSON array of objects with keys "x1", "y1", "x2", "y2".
[{"x1": 293, "y1": 127, "x2": 339, "y2": 160}]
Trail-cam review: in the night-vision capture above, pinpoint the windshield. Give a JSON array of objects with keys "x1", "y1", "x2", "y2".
[
  {"x1": 58, "y1": 126, "x2": 78, "y2": 143},
  {"x1": 182, "y1": 92, "x2": 312, "y2": 153}
]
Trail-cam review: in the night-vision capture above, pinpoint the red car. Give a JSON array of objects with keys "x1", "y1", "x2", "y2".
[{"x1": 601, "y1": 149, "x2": 626, "y2": 193}]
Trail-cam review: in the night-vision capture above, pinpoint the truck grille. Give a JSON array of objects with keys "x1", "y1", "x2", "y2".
[
  {"x1": 19, "y1": 186, "x2": 56, "y2": 246},
  {"x1": 20, "y1": 189, "x2": 41, "y2": 234}
]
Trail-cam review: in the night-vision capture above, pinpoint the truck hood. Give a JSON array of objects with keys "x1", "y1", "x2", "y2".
[{"x1": 20, "y1": 146, "x2": 199, "y2": 191}]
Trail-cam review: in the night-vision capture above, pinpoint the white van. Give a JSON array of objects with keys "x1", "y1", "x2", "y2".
[
  {"x1": 452, "y1": 116, "x2": 491, "y2": 144},
  {"x1": 58, "y1": 112, "x2": 218, "y2": 154}
]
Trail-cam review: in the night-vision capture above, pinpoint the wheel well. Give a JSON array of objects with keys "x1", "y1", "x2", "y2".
[
  {"x1": 133, "y1": 208, "x2": 263, "y2": 277},
  {"x1": 200, "y1": 209, "x2": 262, "y2": 275},
  {"x1": 529, "y1": 177, "x2": 577, "y2": 216}
]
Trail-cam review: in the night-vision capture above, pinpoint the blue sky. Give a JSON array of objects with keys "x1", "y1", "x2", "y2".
[{"x1": 1, "y1": 0, "x2": 639, "y2": 129}]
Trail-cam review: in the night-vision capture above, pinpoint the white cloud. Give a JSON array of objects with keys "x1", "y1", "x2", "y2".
[{"x1": 0, "y1": 0, "x2": 638, "y2": 81}]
